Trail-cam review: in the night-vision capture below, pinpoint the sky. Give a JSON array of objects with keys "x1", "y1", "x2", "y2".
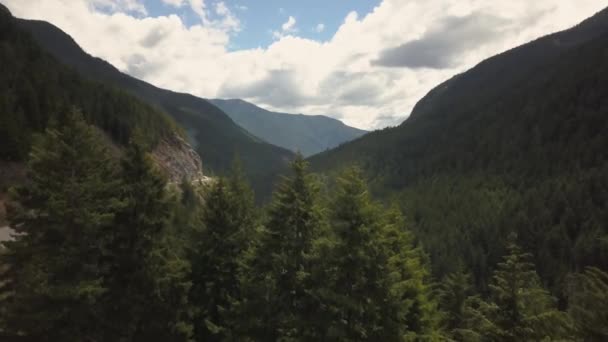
[{"x1": 4, "y1": 0, "x2": 607, "y2": 129}]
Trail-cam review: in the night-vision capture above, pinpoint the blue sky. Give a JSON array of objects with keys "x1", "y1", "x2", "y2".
[{"x1": 145, "y1": 0, "x2": 380, "y2": 50}]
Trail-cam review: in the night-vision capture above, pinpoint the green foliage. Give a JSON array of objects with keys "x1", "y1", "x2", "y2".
[
  {"x1": 0, "y1": 112, "x2": 192, "y2": 341},
  {"x1": 0, "y1": 10, "x2": 177, "y2": 162},
  {"x1": 0, "y1": 110, "x2": 122, "y2": 341},
  {"x1": 190, "y1": 161, "x2": 257, "y2": 341},
  {"x1": 239, "y1": 155, "x2": 325, "y2": 340},
  {"x1": 567, "y1": 267, "x2": 608, "y2": 340},
  {"x1": 457, "y1": 236, "x2": 574, "y2": 341},
  {"x1": 439, "y1": 271, "x2": 475, "y2": 334},
  {"x1": 311, "y1": 168, "x2": 440, "y2": 341},
  {"x1": 310, "y1": 7, "x2": 608, "y2": 304},
  {"x1": 100, "y1": 141, "x2": 192, "y2": 341}
]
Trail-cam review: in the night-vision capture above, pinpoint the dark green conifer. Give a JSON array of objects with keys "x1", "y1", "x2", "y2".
[
  {"x1": 241, "y1": 155, "x2": 324, "y2": 340},
  {"x1": 0, "y1": 109, "x2": 122, "y2": 341},
  {"x1": 567, "y1": 267, "x2": 608, "y2": 341},
  {"x1": 101, "y1": 139, "x2": 193, "y2": 342},
  {"x1": 459, "y1": 235, "x2": 573, "y2": 341},
  {"x1": 190, "y1": 160, "x2": 257, "y2": 341},
  {"x1": 312, "y1": 168, "x2": 439, "y2": 341}
]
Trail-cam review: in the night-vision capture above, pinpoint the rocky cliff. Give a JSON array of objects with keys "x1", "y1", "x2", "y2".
[{"x1": 151, "y1": 134, "x2": 208, "y2": 183}]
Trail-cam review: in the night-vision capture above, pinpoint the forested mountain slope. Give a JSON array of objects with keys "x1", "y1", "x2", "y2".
[
  {"x1": 0, "y1": 3, "x2": 207, "y2": 181},
  {"x1": 310, "y1": 7, "x2": 608, "y2": 294},
  {"x1": 17, "y1": 16, "x2": 294, "y2": 189},
  {"x1": 210, "y1": 99, "x2": 367, "y2": 157}
]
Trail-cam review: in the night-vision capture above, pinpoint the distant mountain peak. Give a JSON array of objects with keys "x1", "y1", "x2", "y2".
[{"x1": 210, "y1": 99, "x2": 367, "y2": 157}]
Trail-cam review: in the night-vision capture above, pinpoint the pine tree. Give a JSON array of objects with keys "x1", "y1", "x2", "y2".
[
  {"x1": 439, "y1": 271, "x2": 474, "y2": 335},
  {"x1": 190, "y1": 161, "x2": 257, "y2": 341},
  {"x1": 240, "y1": 155, "x2": 324, "y2": 340},
  {"x1": 460, "y1": 234, "x2": 573, "y2": 341},
  {"x1": 312, "y1": 168, "x2": 439, "y2": 341},
  {"x1": 100, "y1": 140, "x2": 192, "y2": 342},
  {"x1": 567, "y1": 267, "x2": 608, "y2": 341},
  {"x1": 0, "y1": 109, "x2": 122, "y2": 341},
  {"x1": 382, "y1": 205, "x2": 440, "y2": 340}
]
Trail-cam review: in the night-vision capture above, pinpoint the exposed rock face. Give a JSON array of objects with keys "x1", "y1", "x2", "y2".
[{"x1": 151, "y1": 134, "x2": 207, "y2": 183}]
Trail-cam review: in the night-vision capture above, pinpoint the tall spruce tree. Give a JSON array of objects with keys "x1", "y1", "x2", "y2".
[
  {"x1": 240, "y1": 155, "x2": 324, "y2": 340},
  {"x1": 438, "y1": 271, "x2": 474, "y2": 336},
  {"x1": 190, "y1": 161, "x2": 257, "y2": 341},
  {"x1": 567, "y1": 267, "x2": 608, "y2": 341},
  {"x1": 0, "y1": 109, "x2": 122, "y2": 341},
  {"x1": 312, "y1": 168, "x2": 439, "y2": 341},
  {"x1": 100, "y1": 139, "x2": 192, "y2": 342},
  {"x1": 459, "y1": 235, "x2": 573, "y2": 341}
]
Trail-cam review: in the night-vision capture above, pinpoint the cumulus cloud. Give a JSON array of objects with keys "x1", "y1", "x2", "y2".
[
  {"x1": 161, "y1": 0, "x2": 183, "y2": 7},
  {"x1": 315, "y1": 23, "x2": 325, "y2": 33},
  {"x1": 4, "y1": 0, "x2": 606, "y2": 129},
  {"x1": 373, "y1": 12, "x2": 512, "y2": 69},
  {"x1": 273, "y1": 16, "x2": 297, "y2": 39}
]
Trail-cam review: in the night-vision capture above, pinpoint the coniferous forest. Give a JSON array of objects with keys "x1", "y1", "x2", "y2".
[
  {"x1": 1, "y1": 111, "x2": 606, "y2": 341},
  {"x1": 1, "y1": 1, "x2": 608, "y2": 341}
]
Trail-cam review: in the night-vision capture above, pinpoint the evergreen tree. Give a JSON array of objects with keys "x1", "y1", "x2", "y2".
[
  {"x1": 382, "y1": 206, "x2": 440, "y2": 340},
  {"x1": 0, "y1": 109, "x2": 122, "y2": 341},
  {"x1": 190, "y1": 161, "x2": 257, "y2": 341},
  {"x1": 240, "y1": 155, "x2": 324, "y2": 340},
  {"x1": 312, "y1": 168, "x2": 439, "y2": 341},
  {"x1": 567, "y1": 267, "x2": 608, "y2": 341},
  {"x1": 439, "y1": 271, "x2": 474, "y2": 335},
  {"x1": 460, "y1": 235, "x2": 573, "y2": 341},
  {"x1": 100, "y1": 139, "x2": 192, "y2": 342}
]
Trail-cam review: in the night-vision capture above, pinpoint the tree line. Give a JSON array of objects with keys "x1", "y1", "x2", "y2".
[{"x1": 0, "y1": 110, "x2": 606, "y2": 341}]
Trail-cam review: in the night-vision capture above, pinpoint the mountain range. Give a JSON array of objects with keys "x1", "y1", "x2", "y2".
[
  {"x1": 311, "y1": 7, "x2": 608, "y2": 291},
  {"x1": 13, "y1": 14, "x2": 294, "y2": 194},
  {"x1": 209, "y1": 99, "x2": 367, "y2": 157},
  {"x1": 1, "y1": 2, "x2": 608, "y2": 338},
  {"x1": 0, "y1": 3, "x2": 203, "y2": 184}
]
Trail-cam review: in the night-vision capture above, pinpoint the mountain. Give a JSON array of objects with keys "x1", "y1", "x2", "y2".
[
  {"x1": 209, "y1": 99, "x2": 367, "y2": 157},
  {"x1": 310, "y1": 8, "x2": 608, "y2": 293},
  {"x1": 15, "y1": 16, "x2": 294, "y2": 192},
  {"x1": 0, "y1": 4, "x2": 203, "y2": 184}
]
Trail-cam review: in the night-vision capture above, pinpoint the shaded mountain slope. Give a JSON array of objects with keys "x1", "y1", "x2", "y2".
[
  {"x1": 311, "y1": 7, "x2": 608, "y2": 189},
  {"x1": 310, "y1": 8, "x2": 608, "y2": 294},
  {"x1": 210, "y1": 99, "x2": 367, "y2": 157},
  {"x1": 17, "y1": 18, "x2": 294, "y2": 188},
  {"x1": 0, "y1": 5, "x2": 204, "y2": 184}
]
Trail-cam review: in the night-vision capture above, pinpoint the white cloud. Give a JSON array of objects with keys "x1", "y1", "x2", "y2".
[
  {"x1": 273, "y1": 16, "x2": 297, "y2": 39},
  {"x1": 4, "y1": 0, "x2": 607, "y2": 129},
  {"x1": 161, "y1": 0, "x2": 183, "y2": 7},
  {"x1": 315, "y1": 23, "x2": 325, "y2": 33},
  {"x1": 90, "y1": 0, "x2": 147, "y2": 15},
  {"x1": 282, "y1": 16, "x2": 296, "y2": 31},
  {"x1": 188, "y1": 0, "x2": 207, "y2": 23},
  {"x1": 214, "y1": 1, "x2": 240, "y2": 32}
]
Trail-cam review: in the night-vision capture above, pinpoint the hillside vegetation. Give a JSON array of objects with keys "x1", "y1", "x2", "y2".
[
  {"x1": 18, "y1": 17, "x2": 294, "y2": 191},
  {"x1": 311, "y1": 8, "x2": 608, "y2": 295}
]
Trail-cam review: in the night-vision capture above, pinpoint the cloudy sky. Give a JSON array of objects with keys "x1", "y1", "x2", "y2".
[{"x1": 4, "y1": 0, "x2": 607, "y2": 129}]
